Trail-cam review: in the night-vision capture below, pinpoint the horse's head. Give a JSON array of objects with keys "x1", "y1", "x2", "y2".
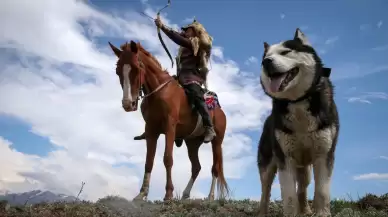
[{"x1": 108, "y1": 40, "x2": 145, "y2": 112}]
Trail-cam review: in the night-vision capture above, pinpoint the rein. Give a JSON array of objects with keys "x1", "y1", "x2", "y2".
[
  {"x1": 134, "y1": 55, "x2": 173, "y2": 103},
  {"x1": 143, "y1": 79, "x2": 173, "y2": 98}
]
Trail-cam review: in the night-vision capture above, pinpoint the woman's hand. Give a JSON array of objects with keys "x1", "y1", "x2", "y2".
[{"x1": 154, "y1": 17, "x2": 163, "y2": 28}]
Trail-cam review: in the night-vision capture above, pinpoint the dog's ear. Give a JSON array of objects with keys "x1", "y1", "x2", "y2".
[
  {"x1": 263, "y1": 42, "x2": 270, "y2": 53},
  {"x1": 294, "y1": 28, "x2": 311, "y2": 46}
]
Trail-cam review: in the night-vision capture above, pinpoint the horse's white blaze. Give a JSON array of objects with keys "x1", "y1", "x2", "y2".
[{"x1": 122, "y1": 64, "x2": 132, "y2": 102}]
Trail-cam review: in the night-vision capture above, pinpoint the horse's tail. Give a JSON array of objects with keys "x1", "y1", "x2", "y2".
[
  {"x1": 212, "y1": 108, "x2": 229, "y2": 200},
  {"x1": 216, "y1": 144, "x2": 230, "y2": 200}
]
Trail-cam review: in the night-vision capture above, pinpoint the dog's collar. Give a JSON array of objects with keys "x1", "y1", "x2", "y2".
[{"x1": 322, "y1": 67, "x2": 331, "y2": 77}]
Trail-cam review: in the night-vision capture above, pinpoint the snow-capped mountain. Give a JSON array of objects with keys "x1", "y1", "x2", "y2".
[{"x1": 0, "y1": 190, "x2": 77, "y2": 205}]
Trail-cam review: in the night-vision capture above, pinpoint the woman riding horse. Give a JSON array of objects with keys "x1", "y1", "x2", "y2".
[{"x1": 133, "y1": 17, "x2": 216, "y2": 143}]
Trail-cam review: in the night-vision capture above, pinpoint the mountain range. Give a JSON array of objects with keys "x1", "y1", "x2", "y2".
[{"x1": 0, "y1": 190, "x2": 77, "y2": 205}]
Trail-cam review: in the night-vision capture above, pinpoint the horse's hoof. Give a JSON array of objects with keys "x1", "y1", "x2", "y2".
[
  {"x1": 133, "y1": 194, "x2": 147, "y2": 201},
  {"x1": 299, "y1": 207, "x2": 313, "y2": 215},
  {"x1": 163, "y1": 196, "x2": 173, "y2": 202},
  {"x1": 181, "y1": 194, "x2": 190, "y2": 200}
]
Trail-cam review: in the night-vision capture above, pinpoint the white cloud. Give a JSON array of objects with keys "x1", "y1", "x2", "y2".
[
  {"x1": 0, "y1": 137, "x2": 39, "y2": 184},
  {"x1": 212, "y1": 46, "x2": 224, "y2": 60},
  {"x1": 324, "y1": 36, "x2": 339, "y2": 45},
  {"x1": 244, "y1": 56, "x2": 258, "y2": 65},
  {"x1": 331, "y1": 62, "x2": 388, "y2": 80},
  {"x1": 372, "y1": 44, "x2": 388, "y2": 51},
  {"x1": 312, "y1": 35, "x2": 338, "y2": 55},
  {"x1": 0, "y1": 137, "x2": 140, "y2": 199},
  {"x1": 347, "y1": 92, "x2": 388, "y2": 104},
  {"x1": 347, "y1": 98, "x2": 371, "y2": 104},
  {"x1": 377, "y1": 20, "x2": 383, "y2": 28},
  {"x1": 360, "y1": 21, "x2": 383, "y2": 31},
  {"x1": 0, "y1": 0, "x2": 271, "y2": 201},
  {"x1": 353, "y1": 173, "x2": 388, "y2": 181},
  {"x1": 182, "y1": 16, "x2": 195, "y2": 24},
  {"x1": 379, "y1": 156, "x2": 388, "y2": 160},
  {"x1": 280, "y1": 13, "x2": 285, "y2": 20}
]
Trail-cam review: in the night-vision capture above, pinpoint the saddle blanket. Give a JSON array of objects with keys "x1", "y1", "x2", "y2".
[{"x1": 204, "y1": 91, "x2": 221, "y2": 110}]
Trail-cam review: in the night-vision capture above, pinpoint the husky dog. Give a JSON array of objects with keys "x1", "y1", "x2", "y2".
[{"x1": 257, "y1": 28, "x2": 339, "y2": 217}]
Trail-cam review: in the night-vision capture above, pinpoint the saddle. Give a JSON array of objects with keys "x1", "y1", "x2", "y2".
[
  {"x1": 172, "y1": 75, "x2": 220, "y2": 111},
  {"x1": 172, "y1": 75, "x2": 221, "y2": 147}
]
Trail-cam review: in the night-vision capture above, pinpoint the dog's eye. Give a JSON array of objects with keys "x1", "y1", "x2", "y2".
[{"x1": 280, "y1": 50, "x2": 291, "y2": 55}]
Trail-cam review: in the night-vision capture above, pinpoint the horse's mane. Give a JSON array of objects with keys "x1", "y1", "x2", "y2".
[{"x1": 120, "y1": 42, "x2": 168, "y2": 73}]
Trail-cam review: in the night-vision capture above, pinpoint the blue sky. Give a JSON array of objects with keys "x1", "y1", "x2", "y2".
[{"x1": 0, "y1": 0, "x2": 387, "y2": 201}]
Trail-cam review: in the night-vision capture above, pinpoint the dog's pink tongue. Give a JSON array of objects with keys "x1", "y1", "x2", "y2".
[{"x1": 269, "y1": 76, "x2": 285, "y2": 92}]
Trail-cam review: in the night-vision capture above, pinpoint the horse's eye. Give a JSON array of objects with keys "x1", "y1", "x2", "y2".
[{"x1": 280, "y1": 50, "x2": 291, "y2": 55}]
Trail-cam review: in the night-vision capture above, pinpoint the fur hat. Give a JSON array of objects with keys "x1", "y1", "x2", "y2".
[{"x1": 181, "y1": 19, "x2": 213, "y2": 57}]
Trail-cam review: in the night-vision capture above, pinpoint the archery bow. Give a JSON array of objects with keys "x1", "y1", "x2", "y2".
[{"x1": 157, "y1": 0, "x2": 174, "y2": 68}]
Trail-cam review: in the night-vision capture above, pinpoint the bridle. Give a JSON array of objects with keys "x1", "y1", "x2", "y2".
[
  {"x1": 130, "y1": 53, "x2": 173, "y2": 109},
  {"x1": 134, "y1": 55, "x2": 146, "y2": 103}
]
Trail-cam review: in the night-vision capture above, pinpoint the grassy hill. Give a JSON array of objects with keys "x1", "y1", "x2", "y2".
[{"x1": 0, "y1": 193, "x2": 387, "y2": 217}]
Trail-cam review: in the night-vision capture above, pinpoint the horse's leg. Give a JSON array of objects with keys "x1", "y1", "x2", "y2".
[
  {"x1": 133, "y1": 132, "x2": 159, "y2": 201},
  {"x1": 134, "y1": 99, "x2": 148, "y2": 141},
  {"x1": 181, "y1": 138, "x2": 202, "y2": 200},
  {"x1": 208, "y1": 109, "x2": 229, "y2": 201},
  {"x1": 163, "y1": 119, "x2": 176, "y2": 201}
]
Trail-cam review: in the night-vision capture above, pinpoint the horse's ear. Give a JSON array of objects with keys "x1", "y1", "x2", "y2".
[
  {"x1": 108, "y1": 42, "x2": 122, "y2": 58},
  {"x1": 263, "y1": 42, "x2": 270, "y2": 53},
  {"x1": 130, "y1": 41, "x2": 138, "y2": 54}
]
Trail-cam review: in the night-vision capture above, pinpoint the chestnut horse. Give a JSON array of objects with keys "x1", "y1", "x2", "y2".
[{"x1": 108, "y1": 40, "x2": 229, "y2": 201}]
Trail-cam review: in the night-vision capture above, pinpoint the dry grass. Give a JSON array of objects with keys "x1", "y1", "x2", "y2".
[{"x1": 0, "y1": 193, "x2": 387, "y2": 217}]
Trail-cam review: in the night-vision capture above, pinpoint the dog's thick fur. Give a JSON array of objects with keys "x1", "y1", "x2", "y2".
[{"x1": 257, "y1": 29, "x2": 339, "y2": 217}]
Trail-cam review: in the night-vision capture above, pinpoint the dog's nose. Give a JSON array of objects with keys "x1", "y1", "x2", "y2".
[
  {"x1": 262, "y1": 58, "x2": 274, "y2": 74},
  {"x1": 262, "y1": 58, "x2": 273, "y2": 69}
]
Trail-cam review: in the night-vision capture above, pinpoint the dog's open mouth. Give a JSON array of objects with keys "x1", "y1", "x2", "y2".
[{"x1": 268, "y1": 67, "x2": 299, "y2": 92}]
